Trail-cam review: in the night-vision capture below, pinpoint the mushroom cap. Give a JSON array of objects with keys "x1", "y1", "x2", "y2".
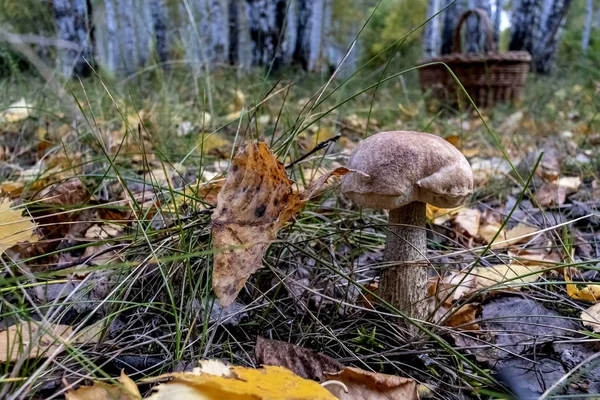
[{"x1": 341, "y1": 131, "x2": 473, "y2": 210}]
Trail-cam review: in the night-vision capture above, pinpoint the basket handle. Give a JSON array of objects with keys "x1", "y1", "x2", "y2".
[{"x1": 452, "y1": 8, "x2": 496, "y2": 53}]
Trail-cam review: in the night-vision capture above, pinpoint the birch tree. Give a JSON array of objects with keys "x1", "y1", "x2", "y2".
[
  {"x1": 294, "y1": 0, "x2": 325, "y2": 71},
  {"x1": 423, "y1": 0, "x2": 442, "y2": 59},
  {"x1": 509, "y1": 0, "x2": 543, "y2": 55},
  {"x1": 53, "y1": 0, "x2": 94, "y2": 78},
  {"x1": 581, "y1": 0, "x2": 593, "y2": 55},
  {"x1": 532, "y1": 0, "x2": 573, "y2": 74},
  {"x1": 465, "y1": 0, "x2": 492, "y2": 53},
  {"x1": 441, "y1": 0, "x2": 464, "y2": 54}
]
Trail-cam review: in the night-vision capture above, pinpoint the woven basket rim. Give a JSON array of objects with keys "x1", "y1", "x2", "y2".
[{"x1": 421, "y1": 50, "x2": 531, "y2": 64}]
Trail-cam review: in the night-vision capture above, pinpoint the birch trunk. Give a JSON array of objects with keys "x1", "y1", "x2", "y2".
[
  {"x1": 423, "y1": 0, "x2": 442, "y2": 59},
  {"x1": 53, "y1": 0, "x2": 94, "y2": 78},
  {"x1": 532, "y1": 0, "x2": 573, "y2": 74},
  {"x1": 581, "y1": 0, "x2": 593, "y2": 55}
]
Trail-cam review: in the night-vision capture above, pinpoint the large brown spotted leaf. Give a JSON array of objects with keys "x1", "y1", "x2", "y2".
[{"x1": 211, "y1": 142, "x2": 348, "y2": 307}]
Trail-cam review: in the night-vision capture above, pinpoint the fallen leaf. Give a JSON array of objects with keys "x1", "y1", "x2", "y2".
[
  {"x1": 504, "y1": 222, "x2": 539, "y2": 246},
  {"x1": 197, "y1": 133, "x2": 232, "y2": 156},
  {"x1": 1, "y1": 98, "x2": 31, "y2": 123},
  {"x1": 435, "y1": 303, "x2": 481, "y2": 330},
  {"x1": 144, "y1": 359, "x2": 336, "y2": 400},
  {"x1": 426, "y1": 204, "x2": 462, "y2": 225},
  {"x1": 478, "y1": 222, "x2": 506, "y2": 245},
  {"x1": 0, "y1": 198, "x2": 38, "y2": 255},
  {"x1": 211, "y1": 142, "x2": 348, "y2": 307},
  {"x1": 0, "y1": 320, "x2": 100, "y2": 362},
  {"x1": 255, "y1": 337, "x2": 343, "y2": 381},
  {"x1": 565, "y1": 268, "x2": 600, "y2": 302},
  {"x1": 66, "y1": 370, "x2": 141, "y2": 400},
  {"x1": 535, "y1": 176, "x2": 581, "y2": 207},
  {"x1": 454, "y1": 208, "x2": 481, "y2": 237},
  {"x1": 581, "y1": 303, "x2": 600, "y2": 333},
  {"x1": 324, "y1": 367, "x2": 418, "y2": 400}
]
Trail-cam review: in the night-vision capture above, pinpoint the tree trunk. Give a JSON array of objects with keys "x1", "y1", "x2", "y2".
[
  {"x1": 295, "y1": 0, "x2": 325, "y2": 71},
  {"x1": 508, "y1": 0, "x2": 543, "y2": 55},
  {"x1": 150, "y1": 0, "x2": 169, "y2": 65},
  {"x1": 104, "y1": 0, "x2": 119, "y2": 74},
  {"x1": 208, "y1": 0, "x2": 230, "y2": 64},
  {"x1": 423, "y1": 0, "x2": 442, "y2": 59},
  {"x1": 441, "y1": 0, "x2": 464, "y2": 55},
  {"x1": 118, "y1": 0, "x2": 137, "y2": 75},
  {"x1": 581, "y1": 0, "x2": 593, "y2": 55},
  {"x1": 493, "y1": 0, "x2": 502, "y2": 44},
  {"x1": 532, "y1": 0, "x2": 573, "y2": 74},
  {"x1": 53, "y1": 0, "x2": 94, "y2": 78},
  {"x1": 465, "y1": 0, "x2": 492, "y2": 53},
  {"x1": 381, "y1": 202, "x2": 429, "y2": 323},
  {"x1": 282, "y1": 0, "x2": 298, "y2": 65},
  {"x1": 246, "y1": 0, "x2": 286, "y2": 67}
]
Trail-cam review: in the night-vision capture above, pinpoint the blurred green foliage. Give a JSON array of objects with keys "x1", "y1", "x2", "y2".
[
  {"x1": 0, "y1": 0, "x2": 54, "y2": 77},
  {"x1": 361, "y1": 0, "x2": 427, "y2": 66},
  {"x1": 559, "y1": 0, "x2": 600, "y2": 66}
]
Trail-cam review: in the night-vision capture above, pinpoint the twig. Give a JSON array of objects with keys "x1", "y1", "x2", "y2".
[{"x1": 285, "y1": 134, "x2": 341, "y2": 169}]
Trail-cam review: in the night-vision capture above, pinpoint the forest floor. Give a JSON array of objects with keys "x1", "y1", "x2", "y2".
[{"x1": 1, "y1": 64, "x2": 600, "y2": 399}]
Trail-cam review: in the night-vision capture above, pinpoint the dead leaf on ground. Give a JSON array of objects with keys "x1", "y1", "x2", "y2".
[
  {"x1": 581, "y1": 303, "x2": 600, "y2": 333},
  {"x1": 0, "y1": 320, "x2": 101, "y2": 362},
  {"x1": 0, "y1": 198, "x2": 39, "y2": 255},
  {"x1": 143, "y1": 359, "x2": 336, "y2": 400},
  {"x1": 433, "y1": 262, "x2": 552, "y2": 303},
  {"x1": 0, "y1": 98, "x2": 32, "y2": 123},
  {"x1": 565, "y1": 268, "x2": 600, "y2": 302},
  {"x1": 425, "y1": 204, "x2": 462, "y2": 225},
  {"x1": 66, "y1": 370, "x2": 141, "y2": 400},
  {"x1": 211, "y1": 142, "x2": 349, "y2": 307},
  {"x1": 324, "y1": 367, "x2": 418, "y2": 400},
  {"x1": 535, "y1": 176, "x2": 582, "y2": 207},
  {"x1": 480, "y1": 221, "x2": 540, "y2": 248},
  {"x1": 454, "y1": 208, "x2": 481, "y2": 237},
  {"x1": 197, "y1": 132, "x2": 232, "y2": 156},
  {"x1": 433, "y1": 303, "x2": 481, "y2": 331},
  {"x1": 255, "y1": 337, "x2": 343, "y2": 381}
]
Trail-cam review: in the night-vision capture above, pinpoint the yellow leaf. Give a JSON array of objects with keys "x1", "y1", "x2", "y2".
[
  {"x1": 565, "y1": 269, "x2": 600, "y2": 302},
  {"x1": 581, "y1": 303, "x2": 600, "y2": 333},
  {"x1": 473, "y1": 263, "x2": 548, "y2": 290},
  {"x1": 478, "y1": 222, "x2": 506, "y2": 245},
  {"x1": 211, "y1": 142, "x2": 348, "y2": 307},
  {"x1": 503, "y1": 222, "x2": 539, "y2": 247},
  {"x1": 426, "y1": 204, "x2": 462, "y2": 225},
  {"x1": 145, "y1": 360, "x2": 336, "y2": 400},
  {"x1": 197, "y1": 133, "x2": 232, "y2": 156},
  {"x1": 324, "y1": 367, "x2": 418, "y2": 400},
  {"x1": 66, "y1": 370, "x2": 141, "y2": 400},
  {"x1": 0, "y1": 199, "x2": 38, "y2": 255}
]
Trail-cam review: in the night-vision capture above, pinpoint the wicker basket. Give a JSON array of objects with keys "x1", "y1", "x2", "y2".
[{"x1": 419, "y1": 9, "x2": 531, "y2": 108}]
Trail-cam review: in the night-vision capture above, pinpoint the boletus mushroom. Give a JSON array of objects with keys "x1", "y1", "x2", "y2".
[{"x1": 342, "y1": 131, "x2": 473, "y2": 321}]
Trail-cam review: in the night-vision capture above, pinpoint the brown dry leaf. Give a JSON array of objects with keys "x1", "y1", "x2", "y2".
[
  {"x1": 504, "y1": 222, "x2": 539, "y2": 246},
  {"x1": 255, "y1": 337, "x2": 343, "y2": 381},
  {"x1": 434, "y1": 303, "x2": 481, "y2": 330},
  {"x1": 65, "y1": 370, "x2": 141, "y2": 400},
  {"x1": 145, "y1": 359, "x2": 336, "y2": 400},
  {"x1": 324, "y1": 367, "x2": 418, "y2": 400},
  {"x1": 0, "y1": 320, "x2": 100, "y2": 362},
  {"x1": 454, "y1": 208, "x2": 481, "y2": 237},
  {"x1": 581, "y1": 303, "x2": 600, "y2": 333},
  {"x1": 478, "y1": 222, "x2": 506, "y2": 245},
  {"x1": 211, "y1": 142, "x2": 348, "y2": 307},
  {"x1": 0, "y1": 198, "x2": 39, "y2": 255},
  {"x1": 535, "y1": 176, "x2": 581, "y2": 207}
]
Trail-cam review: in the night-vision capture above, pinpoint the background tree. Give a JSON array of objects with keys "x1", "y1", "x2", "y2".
[
  {"x1": 581, "y1": 0, "x2": 593, "y2": 55},
  {"x1": 53, "y1": 0, "x2": 94, "y2": 77},
  {"x1": 422, "y1": 0, "x2": 442, "y2": 59}
]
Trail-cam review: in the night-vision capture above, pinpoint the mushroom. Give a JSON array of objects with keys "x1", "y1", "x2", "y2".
[{"x1": 342, "y1": 131, "x2": 473, "y2": 321}]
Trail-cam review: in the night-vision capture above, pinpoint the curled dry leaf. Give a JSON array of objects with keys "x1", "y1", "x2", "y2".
[
  {"x1": 324, "y1": 367, "x2": 418, "y2": 400},
  {"x1": 144, "y1": 359, "x2": 336, "y2": 400},
  {"x1": 0, "y1": 321, "x2": 101, "y2": 362},
  {"x1": 255, "y1": 337, "x2": 343, "y2": 381},
  {"x1": 454, "y1": 208, "x2": 481, "y2": 237},
  {"x1": 0, "y1": 198, "x2": 39, "y2": 255},
  {"x1": 581, "y1": 303, "x2": 600, "y2": 333},
  {"x1": 65, "y1": 370, "x2": 141, "y2": 400},
  {"x1": 211, "y1": 142, "x2": 348, "y2": 307}
]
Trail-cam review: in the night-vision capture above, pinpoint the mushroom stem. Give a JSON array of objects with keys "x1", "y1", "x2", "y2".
[{"x1": 381, "y1": 201, "x2": 429, "y2": 322}]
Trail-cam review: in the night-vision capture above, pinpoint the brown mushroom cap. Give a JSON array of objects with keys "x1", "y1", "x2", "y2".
[{"x1": 342, "y1": 131, "x2": 473, "y2": 209}]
